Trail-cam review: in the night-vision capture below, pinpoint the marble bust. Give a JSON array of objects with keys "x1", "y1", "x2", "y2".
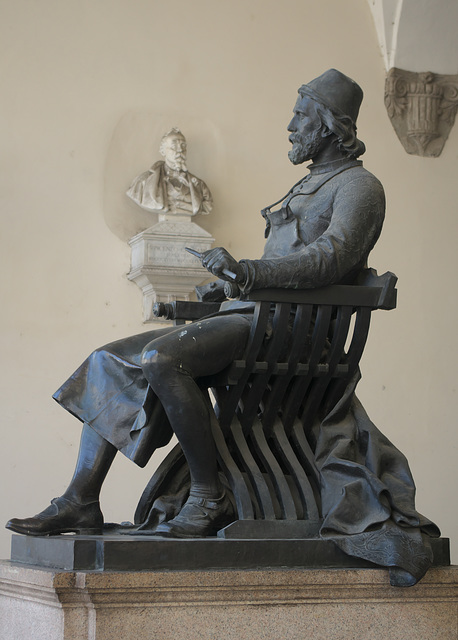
[{"x1": 126, "y1": 128, "x2": 213, "y2": 219}]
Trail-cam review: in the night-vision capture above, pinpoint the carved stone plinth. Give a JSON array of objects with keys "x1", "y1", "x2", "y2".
[
  {"x1": 127, "y1": 219, "x2": 214, "y2": 322},
  {"x1": 1, "y1": 560, "x2": 457, "y2": 640},
  {"x1": 385, "y1": 68, "x2": 458, "y2": 157}
]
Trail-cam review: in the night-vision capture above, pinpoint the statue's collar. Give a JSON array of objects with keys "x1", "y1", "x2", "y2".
[
  {"x1": 308, "y1": 157, "x2": 362, "y2": 175},
  {"x1": 261, "y1": 157, "x2": 362, "y2": 220},
  {"x1": 149, "y1": 161, "x2": 188, "y2": 177}
]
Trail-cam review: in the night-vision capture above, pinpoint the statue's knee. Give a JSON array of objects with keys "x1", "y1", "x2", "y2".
[
  {"x1": 141, "y1": 345, "x2": 158, "y2": 372},
  {"x1": 88, "y1": 347, "x2": 111, "y2": 367},
  {"x1": 141, "y1": 345, "x2": 173, "y2": 384}
]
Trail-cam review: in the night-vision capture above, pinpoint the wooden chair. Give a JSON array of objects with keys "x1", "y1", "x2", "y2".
[{"x1": 134, "y1": 269, "x2": 397, "y2": 538}]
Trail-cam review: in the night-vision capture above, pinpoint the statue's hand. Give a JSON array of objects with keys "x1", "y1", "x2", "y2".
[{"x1": 201, "y1": 247, "x2": 245, "y2": 283}]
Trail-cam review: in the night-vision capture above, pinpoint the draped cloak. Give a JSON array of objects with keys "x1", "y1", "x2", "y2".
[
  {"x1": 54, "y1": 158, "x2": 439, "y2": 582},
  {"x1": 126, "y1": 160, "x2": 213, "y2": 215}
]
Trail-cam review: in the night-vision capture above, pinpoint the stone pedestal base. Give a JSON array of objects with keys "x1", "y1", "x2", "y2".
[{"x1": 1, "y1": 561, "x2": 457, "y2": 640}]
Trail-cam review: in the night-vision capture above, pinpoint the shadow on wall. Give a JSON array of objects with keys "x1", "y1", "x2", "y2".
[{"x1": 103, "y1": 111, "x2": 226, "y2": 242}]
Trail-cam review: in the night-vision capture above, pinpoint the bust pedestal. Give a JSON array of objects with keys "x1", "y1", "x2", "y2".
[{"x1": 127, "y1": 216, "x2": 214, "y2": 322}]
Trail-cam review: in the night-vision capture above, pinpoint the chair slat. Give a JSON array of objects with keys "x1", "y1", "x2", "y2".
[
  {"x1": 323, "y1": 306, "x2": 372, "y2": 414},
  {"x1": 290, "y1": 419, "x2": 321, "y2": 491},
  {"x1": 300, "y1": 306, "x2": 353, "y2": 430},
  {"x1": 271, "y1": 422, "x2": 320, "y2": 521},
  {"x1": 282, "y1": 304, "x2": 334, "y2": 433},
  {"x1": 262, "y1": 303, "x2": 314, "y2": 432},
  {"x1": 230, "y1": 420, "x2": 276, "y2": 519},
  {"x1": 250, "y1": 420, "x2": 298, "y2": 520},
  {"x1": 238, "y1": 302, "x2": 292, "y2": 431},
  {"x1": 217, "y1": 301, "x2": 271, "y2": 429},
  {"x1": 207, "y1": 398, "x2": 254, "y2": 520}
]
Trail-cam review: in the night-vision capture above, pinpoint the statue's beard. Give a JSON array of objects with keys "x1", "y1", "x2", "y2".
[
  {"x1": 167, "y1": 155, "x2": 187, "y2": 171},
  {"x1": 288, "y1": 129, "x2": 323, "y2": 165}
]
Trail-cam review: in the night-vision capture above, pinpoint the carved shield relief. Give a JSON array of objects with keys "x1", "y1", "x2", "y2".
[{"x1": 385, "y1": 68, "x2": 458, "y2": 157}]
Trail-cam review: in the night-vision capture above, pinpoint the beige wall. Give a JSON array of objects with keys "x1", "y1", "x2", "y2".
[{"x1": 1, "y1": 0, "x2": 456, "y2": 564}]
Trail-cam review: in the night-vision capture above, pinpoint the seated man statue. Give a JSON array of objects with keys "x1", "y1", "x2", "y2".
[{"x1": 7, "y1": 70, "x2": 438, "y2": 586}]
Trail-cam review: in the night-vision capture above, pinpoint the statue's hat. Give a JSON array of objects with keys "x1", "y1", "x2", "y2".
[{"x1": 299, "y1": 69, "x2": 363, "y2": 124}]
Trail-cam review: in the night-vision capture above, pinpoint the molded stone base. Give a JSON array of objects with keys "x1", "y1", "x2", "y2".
[{"x1": 0, "y1": 561, "x2": 457, "y2": 640}]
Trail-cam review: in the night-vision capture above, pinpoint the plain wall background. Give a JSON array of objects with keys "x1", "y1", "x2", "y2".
[{"x1": 1, "y1": 0, "x2": 456, "y2": 564}]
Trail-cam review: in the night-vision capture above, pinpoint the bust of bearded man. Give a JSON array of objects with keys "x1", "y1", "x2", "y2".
[{"x1": 126, "y1": 128, "x2": 213, "y2": 220}]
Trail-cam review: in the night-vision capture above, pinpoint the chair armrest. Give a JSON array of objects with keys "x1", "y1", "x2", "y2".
[
  {"x1": 243, "y1": 270, "x2": 397, "y2": 310},
  {"x1": 153, "y1": 269, "x2": 398, "y2": 321},
  {"x1": 153, "y1": 300, "x2": 222, "y2": 321}
]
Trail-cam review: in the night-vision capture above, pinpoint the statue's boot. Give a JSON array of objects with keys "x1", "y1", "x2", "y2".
[
  {"x1": 5, "y1": 496, "x2": 103, "y2": 536},
  {"x1": 6, "y1": 424, "x2": 114, "y2": 537},
  {"x1": 153, "y1": 492, "x2": 235, "y2": 538}
]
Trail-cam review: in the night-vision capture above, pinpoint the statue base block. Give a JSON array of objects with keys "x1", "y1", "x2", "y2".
[
  {"x1": 9, "y1": 533, "x2": 450, "y2": 572},
  {"x1": 1, "y1": 559, "x2": 457, "y2": 640}
]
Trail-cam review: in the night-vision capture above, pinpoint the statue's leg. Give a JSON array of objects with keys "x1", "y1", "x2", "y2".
[
  {"x1": 6, "y1": 325, "x2": 176, "y2": 537},
  {"x1": 62, "y1": 423, "x2": 117, "y2": 503},
  {"x1": 6, "y1": 424, "x2": 116, "y2": 536},
  {"x1": 140, "y1": 314, "x2": 252, "y2": 537}
]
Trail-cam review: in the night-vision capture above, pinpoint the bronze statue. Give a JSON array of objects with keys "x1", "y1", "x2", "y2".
[{"x1": 6, "y1": 70, "x2": 439, "y2": 587}]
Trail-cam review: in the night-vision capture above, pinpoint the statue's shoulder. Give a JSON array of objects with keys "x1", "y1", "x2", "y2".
[
  {"x1": 129, "y1": 160, "x2": 160, "y2": 180},
  {"x1": 128, "y1": 161, "x2": 164, "y2": 188},
  {"x1": 337, "y1": 163, "x2": 384, "y2": 194},
  {"x1": 345, "y1": 163, "x2": 381, "y2": 182},
  {"x1": 148, "y1": 160, "x2": 165, "y2": 174},
  {"x1": 187, "y1": 170, "x2": 205, "y2": 185}
]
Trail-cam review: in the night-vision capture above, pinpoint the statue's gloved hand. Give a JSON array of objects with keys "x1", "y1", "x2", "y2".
[{"x1": 201, "y1": 247, "x2": 245, "y2": 283}]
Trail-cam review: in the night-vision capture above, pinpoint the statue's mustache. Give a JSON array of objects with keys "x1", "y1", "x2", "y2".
[{"x1": 289, "y1": 133, "x2": 302, "y2": 145}]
